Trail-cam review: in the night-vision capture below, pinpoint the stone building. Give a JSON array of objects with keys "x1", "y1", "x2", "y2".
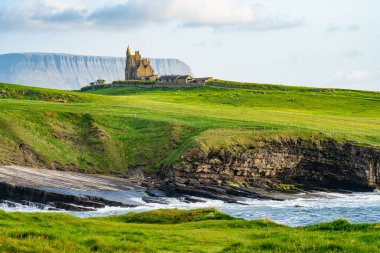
[
  {"x1": 125, "y1": 46, "x2": 158, "y2": 81},
  {"x1": 157, "y1": 75, "x2": 194, "y2": 84},
  {"x1": 193, "y1": 77, "x2": 214, "y2": 84},
  {"x1": 157, "y1": 75, "x2": 214, "y2": 84}
]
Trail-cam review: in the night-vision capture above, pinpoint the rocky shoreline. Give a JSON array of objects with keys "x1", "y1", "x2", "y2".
[
  {"x1": 160, "y1": 138, "x2": 380, "y2": 202},
  {"x1": 0, "y1": 182, "x2": 134, "y2": 211},
  {"x1": 1, "y1": 138, "x2": 379, "y2": 210},
  {"x1": 0, "y1": 166, "x2": 144, "y2": 211}
]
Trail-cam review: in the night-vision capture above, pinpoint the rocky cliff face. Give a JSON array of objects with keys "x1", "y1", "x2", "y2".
[
  {"x1": 0, "y1": 53, "x2": 193, "y2": 90},
  {"x1": 162, "y1": 139, "x2": 380, "y2": 201}
]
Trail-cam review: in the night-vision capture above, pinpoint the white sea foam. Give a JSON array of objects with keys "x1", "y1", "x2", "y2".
[{"x1": 1, "y1": 192, "x2": 379, "y2": 226}]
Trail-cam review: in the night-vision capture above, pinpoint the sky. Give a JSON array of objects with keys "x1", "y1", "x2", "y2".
[{"x1": 0, "y1": 0, "x2": 379, "y2": 91}]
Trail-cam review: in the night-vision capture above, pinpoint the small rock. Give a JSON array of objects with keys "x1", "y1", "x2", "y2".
[{"x1": 142, "y1": 196, "x2": 169, "y2": 205}]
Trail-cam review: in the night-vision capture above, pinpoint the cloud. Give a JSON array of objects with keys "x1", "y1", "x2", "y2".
[
  {"x1": 159, "y1": 0, "x2": 256, "y2": 27},
  {"x1": 0, "y1": 5, "x2": 37, "y2": 32},
  {"x1": 0, "y1": 0, "x2": 302, "y2": 32},
  {"x1": 326, "y1": 23, "x2": 361, "y2": 33},
  {"x1": 89, "y1": 0, "x2": 302, "y2": 31},
  {"x1": 241, "y1": 16, "x2": 302, "y2": 31},
  {"x1": 36, "y1": 9, "x2": 87, "y2": 24}
]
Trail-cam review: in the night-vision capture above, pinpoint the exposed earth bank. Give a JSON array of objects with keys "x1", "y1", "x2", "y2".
[
  {"x1": 160, "y1": 138, "x2": 380, "y2": 202},
  {"x1": 1, "y1": 138, "x2": 380, "y2": 208}
]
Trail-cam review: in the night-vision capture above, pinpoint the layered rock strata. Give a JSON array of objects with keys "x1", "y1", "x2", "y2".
[{"x1": 162, "y1": 139, "x2": 380, "y2": 201}]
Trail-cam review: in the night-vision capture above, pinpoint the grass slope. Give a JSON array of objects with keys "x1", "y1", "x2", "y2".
[
  {"x1": 0, "y1": 81, "x2": 379, "y2": 174},
  {"x1": 0, "y1": 209, "x2": 378, "y2": 252}
]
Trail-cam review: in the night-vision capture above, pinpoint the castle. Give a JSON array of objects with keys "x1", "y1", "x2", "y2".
[
  {"x1": 123, "y1": 46, "x2": 214, "y2": 85},
  {"x1": 125, "y1": 46, "x2": 158, "y2": 81}
]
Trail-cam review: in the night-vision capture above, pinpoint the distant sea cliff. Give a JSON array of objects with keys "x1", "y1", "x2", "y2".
[{"x1": 0, "y1": 53, "x2": 193, "y2": 90}]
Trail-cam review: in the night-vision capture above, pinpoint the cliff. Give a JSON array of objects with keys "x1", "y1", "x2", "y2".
[
  {"x1": 162, "y1": 138, "x2": 380, "y2": 201},
  {"x1": 0, "y1": 53, "x2": 193, "y2": 90}
]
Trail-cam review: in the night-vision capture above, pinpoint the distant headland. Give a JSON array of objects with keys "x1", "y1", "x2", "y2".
[{"x1": 0, "y1": 52, "x2": 192, "y2": 90}]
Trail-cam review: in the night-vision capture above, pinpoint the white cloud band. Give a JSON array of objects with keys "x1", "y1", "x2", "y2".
[{"x1": 0, "y1": 0, "x2": 302, "y2": 32}]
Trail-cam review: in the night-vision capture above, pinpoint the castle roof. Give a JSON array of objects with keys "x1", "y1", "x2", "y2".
[
  {"x1": 177, "y1": 75, "x2": 193, "y2": 80},
  {"x1": 194, "y1": 77, "x2": 213, "y2": 81},
  {"x1": 159, "y1": 75, "x2": 179, "y2": 78},
  {"x1": 158, "y1": 75, "x2": 193, "y2": 80}
]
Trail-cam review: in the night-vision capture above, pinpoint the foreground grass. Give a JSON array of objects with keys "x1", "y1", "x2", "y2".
[
  {"x1": 0, "y1": 208, "x2": 378, "y2": 252},
  {"x1": 0, "y1": 81, "x2": 379, "y2": 173}
]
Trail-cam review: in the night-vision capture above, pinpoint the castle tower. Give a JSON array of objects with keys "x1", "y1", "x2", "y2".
[
  {"x1": 125, "y1": 46, "x2": 132, "y2": 80},
  {"x1": 135, "y1": 51, "x2": 141, "y2": 65},
  {"x1": 125, "y1": 46, "x2": 157, "y2": 81}
]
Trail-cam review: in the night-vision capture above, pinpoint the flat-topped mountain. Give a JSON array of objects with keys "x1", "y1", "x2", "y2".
[{"x1": 0, "y1": 53, "x2": 193, "y2": 90}]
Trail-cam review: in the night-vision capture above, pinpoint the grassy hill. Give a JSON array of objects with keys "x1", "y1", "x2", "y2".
[
  {"x1": 0, "y1": 81, "x2": 379, "y2": 174},
  {"x1": 0, "y1": 208, "x2": 379, "y2": 252}
]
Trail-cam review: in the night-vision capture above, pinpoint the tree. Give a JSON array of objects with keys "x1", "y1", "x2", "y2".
[
  {"x1": 90, "y1": 79, "x2": 107, "y2": 86},
  {"x1": 95, "y1": 79, "x2": 106, "y2": 85}
]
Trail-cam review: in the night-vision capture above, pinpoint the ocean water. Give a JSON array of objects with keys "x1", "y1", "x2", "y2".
[{"x1": 1, "y1": 191, "x2": 379, "y2": 227}]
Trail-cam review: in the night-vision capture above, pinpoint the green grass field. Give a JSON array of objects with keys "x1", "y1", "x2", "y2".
[
  {"x1": 0, "y1": 82, "x2": 380, "y2": 252},
  {"x1": 0, "y1": 208, "x2": 378, "y2": 253},
  {"x1": 0, "y1": 81, "x2": 379, "y2": 174}
]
